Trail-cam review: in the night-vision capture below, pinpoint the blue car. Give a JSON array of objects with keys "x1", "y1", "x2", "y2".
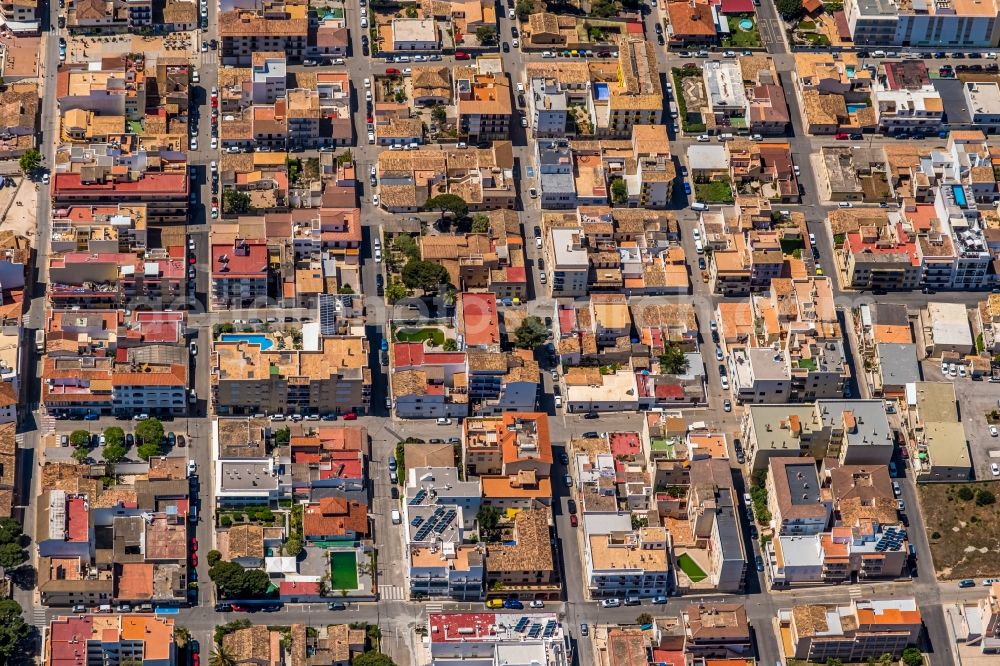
[
  {"x1": 683, "y1": 182, "x2": 691, "y2": 195},
  {"x1": 84, "y1": 413, "x2": 99, "y2": 421},
  {"x1": 503, "y1": 599, "x2": 524, "y2": 610}
]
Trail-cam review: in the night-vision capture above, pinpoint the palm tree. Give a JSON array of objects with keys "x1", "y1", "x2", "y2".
[{"x1": 209, "y1": 643, "x2": 235, "y2": 666}]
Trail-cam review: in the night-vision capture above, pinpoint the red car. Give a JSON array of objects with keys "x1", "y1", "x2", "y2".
[
  {"x1": 192, "y1": 654, "x2": 200, "y2": 666},
  {"x1": 454, "y1": 51, "x2": 470, "y2": 60},
  {"x1": 570, "y1": 514, "x2": 578, "y2": 527},
  {"x1": 835, "y1": 132, "x2": 848, "y2": 140},
  {"x1": 231, "y1": 605, "x2": 248, "y2": 612},
  {"x1": 386, "y1": 67, "x2": 400, "y2": 74},
  {"x1": 191, "y1": 537, "x2": 198, "y2": 552},
  {"x1": 191, "y1": 553, "x2": 198, "y2": 567},
  {"x1": 343, "y1": 412, "x2": 358, "y2": 421}
]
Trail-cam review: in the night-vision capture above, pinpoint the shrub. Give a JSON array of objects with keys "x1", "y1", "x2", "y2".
[
  {"x1": 220, "y1": 515, "x2": 232, "y2": 527},
  {"x1": 976, "y1": 489, "x2": 996, "y2": 506},
  {"x1": 957, "y1": 486, "x2": 975, "y2": 501}
]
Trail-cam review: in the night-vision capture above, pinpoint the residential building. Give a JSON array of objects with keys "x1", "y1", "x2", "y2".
[
  {"x1": 845, "y1": 0, "x2": 1000, "y2": 47},
  {"x1": 426, "y1": 612, "x2": 571, "y2": 666},
  {"x1": 682, "y1": 603, "x2": 752, "y2": 660},
  {"x1": 211, "y1": 337, "x2": 371, "y2": 417},
  {"x1": 780, "y1": 598, "x2": 922, "y2": 662},
  {"x1": 686, "y1": 458, "x2": 747, "y2": 593},
  {"x1": 485, "y1": 508, "x2": 560, "y2": 600},
  {"x1": 742, "y1": 400, "x2": 895, "y2": 471},
  {"x1": 403, "y1": 467, "x2": 482, "y2": 600},
  {"x1": 600, "y1": 38, "x2": 662, "y2": 137},
  {"x1": 391, "y1": 18, "x2": 440, "y2": 51},
  {"x1": 842, "y1": 222, "x2": 921, "y2": 291},
  {"x1": 767, "y1": 458, "x2": 830, "y2": 536},
  {"x1": 903, "y1": 381, "x2": 972, "y2": 482},
  {"x1": 390, "y1": 343, "x2": 468, "y2": 419},
  {"x1": 546, "y1": 227, "x2": 589, "y2": 296},
  {"x1": 46, "y1": 615, "x2": 177, "y2": 666},
  {"x1": 456, "y1": 66, "x2": 512, "y2": 142},
  {"x1": 219, "y1": 8, "x2": 309, "y2": 66},
  {"x1": 583, "y1": 515, "x2": 670, "y2": 598},
  {"x1": 919, "y1": 302, "x2": 973, "y2": 356}
]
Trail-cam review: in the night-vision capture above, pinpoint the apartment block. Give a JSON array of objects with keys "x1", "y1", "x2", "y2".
[
  {"x1": 211, "y1": 337, "x2": 371, "y2": 417},
  {"x1": 767, "y1": 458, "x2": 830, "y2": 536},
  {"x1": 583, "y1": 516, "x2": 670, "y2": 598},
  {"x1": 780, "y1": 599, "x2": 922, "y2": 662},
  {"x1": 219, "y1": 8, "x2": 309, "y2": 66},
  {"x1": 845, "y1": 0, "x2": 1000, "y2": 47},
  {"x1": 46, "y1": 615, "x2": 177, "y2": 666},
  {"x1": 426, "y1": 612, "x2": 571, "y2": 666}
]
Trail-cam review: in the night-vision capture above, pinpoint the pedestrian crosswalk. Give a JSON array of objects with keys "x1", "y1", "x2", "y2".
[
  {"x1": 41, "y1": 416, "x2": 56, "y2": 434},
  {"x1": 380, "y1": 585, "x2": 406, "y2": 601},
  {"x1": 424, "y1": 602, "x2": 445, "y2": 613},
  {"x1": 848, "y1": 586, "x2": 862, "y2": 600},
  {"x1": 30, "y1": 606, "x2": 47, "y2": 629},
  {"x1": 200, "y1": 52, "x2": 218, "y2": 66}
]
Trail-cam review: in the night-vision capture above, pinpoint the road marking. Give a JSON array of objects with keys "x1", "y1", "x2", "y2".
[
  {"x1": 380, "y1": 585, "x2": 406, "y2": 601},
  {"x1": 31, "y1": 606, "x2": 47, "y2": 629},
  {"x1": 424, "y1": 602, "x2": 444, "y2": 613},
  {"x1": 848, "y1": 585, "x2": 862, "y2": 599}
]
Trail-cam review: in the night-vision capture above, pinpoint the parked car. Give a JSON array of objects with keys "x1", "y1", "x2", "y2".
[
  {"x1": 600, "y1": 599, "x2": 621, "y2": 608},
  {"x1": 327, "y1": 602, "x2": 347, "y2": 610},
  {"x1": 959, "y1": 579, "x2": 976, "y2": 588}
]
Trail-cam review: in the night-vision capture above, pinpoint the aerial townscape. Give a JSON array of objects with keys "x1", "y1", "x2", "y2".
[{"x1": 8, "y1": 0, "x2": 1000, "y2": 663}]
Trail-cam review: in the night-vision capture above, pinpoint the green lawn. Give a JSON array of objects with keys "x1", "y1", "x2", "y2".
[
  {"x1": 677, "y1": 553, "x2": 707, "y2": 583},
  {"x1": 724, "y1": 17, "x2": 762, "y2": 47},
  {"x1": 395, "y1": 328, "x2": 445, "y2": 345},
  {"x1": 695, "y1": 180, "x2": 735, "y2": 204}
]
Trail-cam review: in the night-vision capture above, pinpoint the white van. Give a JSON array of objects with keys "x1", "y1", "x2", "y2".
[
  {"x1": 717, "y1": 133, "x2": 734, "y2": 142},
  {"x1": 695, "y1": 239, "x2": 704, "y2": 254},
  {"x1": 391, "y1": 510, "x2": 401, "y2": 525},
  {"x1": 691, "y1": 202, "x2": 708, "y2": 212}
]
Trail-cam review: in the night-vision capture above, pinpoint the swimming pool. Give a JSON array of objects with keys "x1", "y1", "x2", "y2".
[
  {"x1": 739, "y1": 19, "x2": 754, "y2": 31},
  {"x1": 220, "y1": 334, "x2": 275, "y2": 350},
  {"x1": 953, "y1": 184, "x2": 968, "y2": 207},
  {"x1": 846, "y1": 103, "x2": 866, "y2": 114}
]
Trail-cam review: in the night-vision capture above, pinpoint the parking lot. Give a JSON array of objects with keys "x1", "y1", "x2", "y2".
[{"x1": 922, "y1": 360, "x2": 1000, "y2": 480}]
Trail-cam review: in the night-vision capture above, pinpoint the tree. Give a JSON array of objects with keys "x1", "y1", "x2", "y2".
[
  {"x1": 515, "y1": 0, "x2": 532, "y2": 20},
  {"x1": 431, "y1": 105, "x2": 448, "y2": 124},
  {"x1": 610, "y1": 177, "x2": 628, "y2": 205},
  {"x1": 471, "y1": 214, "x2": 490, "y2": 234},
  {"x1": 104, "y1": 427, "x2": 125, "y2": 448},
  {"x1": 402, "y1": 260, "x2": 450, "y2": 292},
  {"x1": 223, "y1": 190, "x2": 252, "y2": 215},
  {"x1": 824, "y1": 660, "x2": 843, "y2": 666},
  {"x1": 338, "y1": 284, "x2": 354, "y2": 294},
  {"x1": 352, "y1": 652, "x2": 397, "y2": 666},
  {"x1": 72, "y1": 447, "x2": 90, "y2": 463},
  {"x1": 0, "y1": 519, "x2": 22, "y2": 546},
  {"x1": 70, "y1": 430, "x2": 90, "y2": 448},
  {"x1": 207, "y1": 550, "x2": 223, "y2": 567},
  {"x1": 0, "y1": 599, "x2": 28, "y2": 660},
  {"x1": 137, "y1": 441, "x2": 162, "y2": 461},
  {"x1": 209, "y1": 561, "x2": 271, "y2": 599},
  {"x1": 135, "y1": 417, "x2": 164, "y2": 445},
  {"x1": 424, "y1": 193, "x2": 469, "y2": 221},
  {"x1": 285, "y1": 536, "x2": 303, "y2": 557},
  {"x1": 514, "y1": 316, "x2": 548, "y2": 349},
  {"x1": 442, "y1": 339, "x2": 458, "y2": 352},
  {"x1": 102, "y1": 440, "x2": 127, "y2": 465},
  {"x1": 658, "y1": 343, "x2": 689, "y2": 375},
  {"x1": 590, "y1": 0, "x2": 618, "y2": 17},
  {"x1": 636, "y1": 613, "x2": 653, "y2": 626},
  {"x1": 386, "y1": 281, "x2": 408, "y2": 303},
  {"x1": 19, "y1": 149, "x2": 40, "y2": 176},
  {"x1": 392, "y1": 234, "x2": 421, "y2": 261},
  {"x1": 275, "y1": 427, "x2": 291, "y2": 446},
  {"x1": 336, "y1": 150, "x2": 354, "y2": 166},
  {"x1": 477, "y1": 505, "x2": 502, "y2": 540},
  {"x1": 210, "y1": 644, "x2": 236, "y2": 666},
  {"x1": 0, "y1": 542, "x2": 25, "y2": 569},
  {"x1": 901, "y1": 647, "x2": 923, "y2": 666},
  {"x1": 776, "y1": 0, "x2": 804, "y2": 18},
  {"x1": 957, "y1": 486, "x2": 975, "y2": 501},
  {"x1": 475, "y1": 25, "x2": 498, "y2": 45},
  {"x1": 976, "y1": 489, "x2": 996, "y2": 506}
]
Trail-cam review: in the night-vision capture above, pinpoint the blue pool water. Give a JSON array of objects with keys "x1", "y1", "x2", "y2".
[
  {"x1": 220, "y1": 334, "x2": 275, "y2": 350},
  {"x1": 846, "y1": 103, "x2": 866, "y2": 114},
  {"x1": 593, "y1": 83, "x2": 609, "y2": 101},
  {"x1": 739, "y1": 19, "x2": 754, "y2": 30},
  {"x1": 846, "y1": 66, "x2": 856, "y2": 77},
  {"x1": 953, "y1": 185, "x2": 967, "y2": 207}
]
